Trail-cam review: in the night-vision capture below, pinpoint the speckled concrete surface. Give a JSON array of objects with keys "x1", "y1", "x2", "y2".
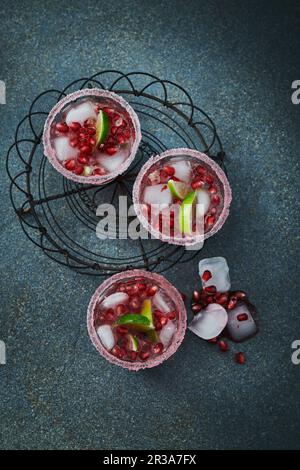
[{"x1": 1, "y1": 0, "x2": 300, "y2": 450}]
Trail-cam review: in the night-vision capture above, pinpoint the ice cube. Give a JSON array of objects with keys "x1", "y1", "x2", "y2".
[
  {"x1": 188, "y1": 303, "x2": 228, "y2": 340},
  {"x1": 143, "y1": 184, "x2": 172, "y2": 206},
  {"x1": 199, "y1": 257, "x2": 231, "y2": 293},
  {"x1": 153, "y1": 291, "x2": 171, "y2": 314},
  {"x1": 97, "y1": 325, "x2": 115, "y2": 350},
  {"x1": 196, "y1": 189, "x2": 210, "y2": 215},
  {"x1": 96, "y1": 147, "x2": 128, "y2": 173},
  {"x1": 101, "y1": 292, "x2": 129, "y2": 310},
  {"x1": 226, "y1": 301, "x2": 258, "y2": 342},
  {"x1": 159, "y1": 322, "x2": 177, "y2": 347},
  {"x1": 53, "y1": 136, "x2": 78, "y2": 162},
  {"x1": 172, "y1": 160, "x2": 191, "y2": 182},
  {"x1": 65, "y1": 100, "x2": 97, "y2": 125}
]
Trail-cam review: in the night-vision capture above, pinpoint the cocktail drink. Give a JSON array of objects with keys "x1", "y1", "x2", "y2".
[
  {"x1": 133, "y1": 148, "x2": 232, "y2": 246},
  {"x1": 43, "y1": 89, "x2": 141, "y2": 184},
  {"x1": 87, "y1": 270, "x2": 187, "y2": 370}
]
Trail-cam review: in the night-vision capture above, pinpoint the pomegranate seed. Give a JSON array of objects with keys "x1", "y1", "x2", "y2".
[
  {"x1": 89, "y1": 137, "x2": 96, "y2": 147},
  {"x1": 237, "y1": 313, "x2": 248, "y2": 322},
  {"x1": 127, "y1": 283, "x2": 139, "y2": 295},
  {"x1": 159, "y1": 169, "x2": 169, "y2": 183},
  {"x1": 87, "y1": 127, "x2": 96, "y2": 135},
  {"x1": 196, "y1": 165, "x2": 206, "y2": 176},
  {"x1": 116, "y1": 304, "x2": 127, "y2": 315},
  {"x1": 69, "y1": 137, "x2": 79, "y2": 147},
  {"x1": 56, "y1": 122, "x2": 69, "y2": 133},
  {"x1": 163, "y1": 165, "x2": 175, "y2": 176},
  {"x1": 168, "y1": 311, "x2": 176, "y2": 320},
  {"x1": 78, "y1": 155, "x2": 88, "y2": 165},
  {"x1": 137, "y1": 282, "x2": 146, "y2": 291},
  {"x1": 117, "y1": 134, "x2": 125, "y2": 144},
  {"x1": 117, "y1": 283, "x2": 126, "y2": 292},
  {"x1": 154, "y1": 319, "x2": 162, "y2": 331},
  {"x1": 206, "y1": 296, "x2": 214, "y2": 304},
  {"x1": 235, "y1": 352, "x2": 246, "y2": 364},
  {"x1": 228, "y1": 296, "x2": 238, "y2": 310},
  {"x1": 139, "y1": 351, "x2": 150, "y2": 361},
  {"x1": 123, "y1": 128, "x2": 131, "y2": 139},
  {"x1": 210, "y1": 207, "x2": 217, "y2": 215},
  {"x1": 216, "y1": 293, "x2": 228, "y2": 306},
  {"x1": 79, "y1": 132, "x2": 88, "y2": 140},
  {"x1": 193, "y1": 290, "x2": 201, "y2": 302},
  {"x1": 116, "y1": 326, "x2": 128, "y2": 335},
  {"x1": 147, "y1": 285, "x2": 158, "y2": 297},
  {"x1": 204, "y1": 285, "x2": 216, "y2": 294},
  {"x1": 192, "y1": 303, "x2": 202, "y2": 313},
  {"x1": 105, "y1": 309, "x2": 115, "y2": 322},
  {"x1": 93, "y1": 167, "x2": 106, "y2": 176},
  {"x1": 74, "y1": 165, "x2": 84, "y2": 175},
  {"x1": 103, "y1": 107, "x2": 114, "y2": 116},
  {"x1": 208, "y1": 186, "x2": 217, "y2": 194},
  {"x1": 106, "y1": 146, "x2": 118, "y2": 155},
  {"x1": 160, "y1": 316, "x2": 168, "y2": 327},
  {"x1": 69, "y1": 121, "x2": 81, "y2": 132},
  {"x1": 153, "y1": 343, "x2": 164, "y2": 355},
  {"x1": 208, "y1": 337, "x2": 218, "y2": 343},
  {"x1": 202, "y1": 270, "x2": 212, "y2": 282},
  {"x1": 112, "y1": 345, "x2": 126, "y2": 358},
  {"x1": 191, "y1": 179, "x2": 204, "y2": 190},
  {"x1": 64, "y1": 159, "x2": 76, "y2": 171},
  {"x1": 212, "y1": 195, "x2": 220, "y2": 205},
  {"x1": 128, "y1": 351, "x2": 137, "y2": 361},
  {"x1": 129, "y1": 298, "x2": 141, "y2": 310},
  {"x1": 111, "y1": 126, "x2": 118, "y2": 135},
  {"x1": 80, "y1": 145, "x2": 93, "y2": 155},
  {"x1": 206, "y1": 215, "x2": 215, "y2": 226},
  {"x1": 234, "y1": 290, "x2": 247, "y2": 300},
  {"x1": 154, "y1": 310, "x2": 163, "y2": 320},
  {"x1": 218, "y1": 340, "x2": 229, "y2": 352},
  {"x1": 205, "y1": 174, "x2": 214, "y2": 185}
]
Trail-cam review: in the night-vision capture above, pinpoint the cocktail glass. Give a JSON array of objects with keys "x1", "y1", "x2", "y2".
[
  {"x1": 133, "y1": 148, "x2": 232, "y2": 246},
  {"x1": 43, "y1": 88, "x2": 141, "y2": 184},
  {"x1": 87, "y1": 269, "x2": 187, "y2": 370}
]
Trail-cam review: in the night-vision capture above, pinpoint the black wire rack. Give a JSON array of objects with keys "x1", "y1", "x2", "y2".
[{"x1": 6, "y1": 70, "x2": 227, "y2": 276}]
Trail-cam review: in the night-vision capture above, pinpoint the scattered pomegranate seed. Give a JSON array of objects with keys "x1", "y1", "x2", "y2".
[
  {"x1": 112, "y1": 345, "x2": 126, "y2": 358},
  {"x1": 202, "y1": 270, "x2": 212, "y2": 282},
  {"x1": 103, "y1": 107, "x2": 114, "y2": 116},
  {"x1": 235, "y1": 352, "x2": 246, "y2": 364},
  {"x1": 192, "y1": 303, "x2": 202, "y2": 313},
  {"x1": 78, "y1": 155, "x2": 88, "y2": 165},
  {"x1": 208, "y1": 186, "x2": 217, "y2": 194},
  {"x1": 218, "y1": 340, "x2": 229, "y2": 352},
  {"x1": 159, "y1": 169, "x2": 169, "y2": 183},
  {"x1": 129, "y1": 297, "x2": 141, "y2": 310},
  {"x1": 105, "y1": 309, "x2": 115, "y2": 323},
  {"x1": 208, "y1": 337, "x2": 218, "y2": 344},
  {"x1": 154, "y1": 319, "x2": 162, "y2": 331},
  {"x1": 211, "y1": 195, "x2": 220, "y2": 205},
  {"x1": 139, "y1": 351, "x2": 150, "y2": 361},
  {"x1": 206, "y1": 215, "x2": 215, "y2": 226},
  {"x1": 234, "y1": 290, "x2": 247, "y2": 300},
  {"x1": 196, "y1": 165, "x2": 206, "y2": 176},
  {"x1": 117, "y1": 134, "x2": 125, "y2": 144},
  {"x1": 205, "y1": 174, "x2": 214, "y2": 185},
  {"x1": 204, "y1": 285, "x2": 216, "y2": 294},
  {"x1": 116, "y1": 304, "x2": 127, "y2": 316},
  {"x1": 237, "y1": 313, "x2": 248, "y2": 322},
  {"x1": 160, "y1": 316, "x2": 168, "y2": 327},
  {"x1": 168, "y1": 311, "x2": 176, "y2": 320},
  {"x1": 116, "y1": 326, "x2": 128, "y2": 335},
  {"x1": 56, "y1": 122, "x2": 69, "y2": 133},
  {"x1": 89, "y1": 137, "x2": 96, "y2": 147},
  {"x1": 69, "y1": 121, "x2": 81, "y2": 132},
  {"x1": 64, "y1": 159, "x2": 76, "y2": 171},
  {"x1": 206, "y1": 296, "x2": 214, "y2": 304},
  {"x1": 84, "y1": 118, "x2": 96, "y2": 127},
  {"x1": 153, "y1": 343, "x2": 164, "y2": 355},
  {"x1": 137, "y1": 282, "x2": 146, "y2": 291},
  {"x1": 111, "y1": 126, "x2": 118, "y2": 135},
  {"x1": 74, "y1": 165, "x2": 84, "y2": 175},
  {"x1": 106, "y1": 146, "x2": 118, "y2": 155},
  {"x1": 93, "y1": 167, "x2": 106, "y2": 176},
  {"x1": 216, "y1": 293, "x2": 228, "y2": 306},
  {"x1": 163, "y1": 165, "x2": 175, "y2": 176},
  {"x1": 87, "y1": 127, "x2": 96, "y2": 135},
  {"x1": 228, "y1": 296, "x2": 238, "y2": 310},
  {"x1": 147, "y1": 285, "x2": 158, "y2": 297},
  {"x1": 80, "y1": 144, "x2": 93, "y2": 155},
  {"x1": 128, "y1": 351, "x2": 138, "y2": 361},
  {"x1": 193, "y1": 290, "x2": 201, "y2": 302},
  {"x1": 123, "y1": 128, "x2": 131, "y2": 139},
  {"x1": 69, "y1": 137, "x2": 79, "y2": 147},
  {"x1": 191, "y1": 179, "x2": 204, "y2": 190}
]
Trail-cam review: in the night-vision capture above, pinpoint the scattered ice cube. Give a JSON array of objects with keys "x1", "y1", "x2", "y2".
[
  {"x1": 199, "y1": 257, "x2": 231, "y2": 293},
  {"x1": 153, "y1": 291, "x2": 171, "y2": 314},
  {"x1": 53, "y1": 136, "x2": 78, "y2": 162},
  {"x1": 143, "y1": 184, "x2": 172, "y2": 206},
  {"x1": 65, "y1": 100, "x2": 97, "y2": 125},
  {"x1": 101, "y1": 292, "x2": 129, "y2": 310},
  {"x1": 97, "y1": 325, "x2": 115, "y2": 350},
  {"x1": 159, "y1": 322, "x2": 177, "y2": 347},
  {"x1": 188, "y1": 303, "x2": 228, "y2": 340},
  {"x1": 96, "y1": 147, "x2": 128, "y2": 173},
  {"x1": 172, "y1": 160, "x2": 191, "y2": 182},
  {"x1": 196, "y1": 189, "x2": 210, "y2": 215},
  {"x1": 226, "y1": 301, "x2": 258, "y2": 342}
]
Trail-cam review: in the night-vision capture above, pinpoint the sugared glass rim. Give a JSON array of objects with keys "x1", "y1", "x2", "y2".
[
  {"x1": 43, "y1": 88, "x2": 141, "y2": 185},
  {"x1": 87, "y1": 269, "x2": 187, "y2": 371},
  {"x1": 133, "y1": 148, "x2": 232, "y2": 246}
]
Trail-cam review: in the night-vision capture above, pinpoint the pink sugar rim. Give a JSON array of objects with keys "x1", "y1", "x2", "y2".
[
  {"x1": 87, "y1": 269, "x2": 187, "y2": 371},
  {"x1": 43, "y1": 88, "x2": 141, "y2": 185},
  {"x1": 132, "y1": 148, "x2": 232, "y2": 246}
]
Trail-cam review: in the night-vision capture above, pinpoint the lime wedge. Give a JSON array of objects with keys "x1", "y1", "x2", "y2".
[
  {"x1": 140, "y1": 299, "x2": 154, "y2": 329},
  {"x1": 179, "y1": 191, "x2": 197, "y2": 235},
  {"x1": 128, "y1": 334, "x2": 139, "y2": 351},
  {"x1": 96, "y1": 110, "x2": 109, "y2": 146},
  {"x1": 167, "y1": 179, "x2": 188, "y2": 200},
  {"x1": 116, "y1": 313, "x2": 153, "y2": 332}
]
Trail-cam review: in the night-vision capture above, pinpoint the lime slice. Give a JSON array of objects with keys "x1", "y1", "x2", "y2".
[
  {"x1": 128, "y1": 334, "x2": 139, "y2": 351},
  {"x1": 116, "y1": 313, "x2": 153, "y2": 332},
  {"x1": 167, "y1": 179, "x2": 188, "y2": 200},
  {"x1": 179, "y1": 191, "x2": 197, "y2": 235},
  {"x1": 140, "y1": 299, "x2": 154, "y2": 329},
  {"x1": 96, "y1": 110, "x2": 109, "y2": 146}
]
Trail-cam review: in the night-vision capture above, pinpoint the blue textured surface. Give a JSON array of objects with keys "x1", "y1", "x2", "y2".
[{"x1": 1, "y1": 0, "x2": 300, "y2": 450}]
